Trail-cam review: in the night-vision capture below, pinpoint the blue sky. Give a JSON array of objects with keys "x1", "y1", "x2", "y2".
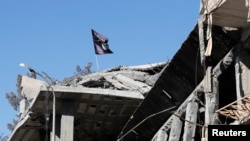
[{"x1": 0, "y1": 0, "x2": 200, "y2": 136}]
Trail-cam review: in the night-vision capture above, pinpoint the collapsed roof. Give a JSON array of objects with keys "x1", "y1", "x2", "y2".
[{"x1": 8, "y1": 62, "x2": 167, "y2": 141}]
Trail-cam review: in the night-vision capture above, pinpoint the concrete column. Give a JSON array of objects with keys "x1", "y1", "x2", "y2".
[
  {"x1": 19, "y1": 98, "x2": 26, "y2": 118},
  {"x1": 155, "y1": 129, "x2": 168, "y2": 141},
  {"x1": 183, "y1": 100, "x2": 198, "y2": 141},
  {"x1": 204, "y1": 76, "x2": 219, "y2": 139},
  {"x1": 60, "y1": 100, "x2": 75, "y2": 141},
  {"x1": 168, "y1": 113, "x2": 183, "y2": 141}
]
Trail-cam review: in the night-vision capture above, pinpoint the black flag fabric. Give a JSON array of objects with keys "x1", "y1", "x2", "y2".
[{"x1": 91, "y1": 29, "x2": 113, "y2": 55}]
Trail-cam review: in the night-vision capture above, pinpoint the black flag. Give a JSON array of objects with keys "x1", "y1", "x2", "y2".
[{"x1": 91, "y1": 29, "x2": 113, "y2": 55}]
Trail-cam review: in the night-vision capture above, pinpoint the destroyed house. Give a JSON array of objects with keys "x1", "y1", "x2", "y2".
[{"x1": 7, "y1": 0, "x2": 250, "y2": 141}]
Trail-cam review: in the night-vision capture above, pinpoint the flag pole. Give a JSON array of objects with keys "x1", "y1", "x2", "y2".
[{"x1": 95, "y1": 55, "x2": 99, "y2": 71}]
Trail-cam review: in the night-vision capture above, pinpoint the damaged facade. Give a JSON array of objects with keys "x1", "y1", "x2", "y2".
[
  {"x1": 7, "y1": 62, "x2": 166, "y2": 141},
  {"x1": 7, "y1": 0, "x2": 250, "y2": 141}
]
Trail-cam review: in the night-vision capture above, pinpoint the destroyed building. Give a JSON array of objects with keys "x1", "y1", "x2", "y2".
[
  {"x1": 7, "y1": 0, "x2": 250, "y2": 141},
  {"x1": 7, "y1": 62, "x2": 166, "y2": 141}
]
